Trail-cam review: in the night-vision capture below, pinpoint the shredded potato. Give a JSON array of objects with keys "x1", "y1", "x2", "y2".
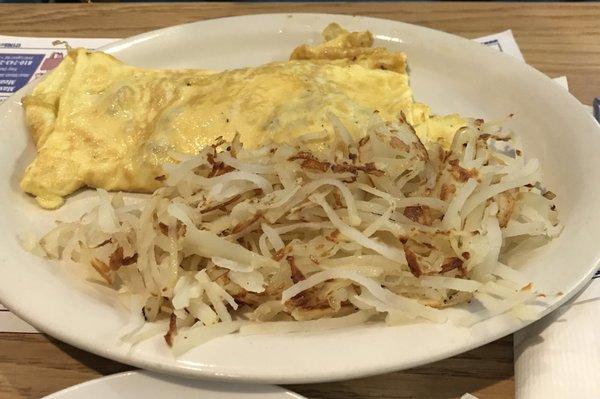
[{"x1": 33, "y1": 114, "x2": 561, "y2": 354}]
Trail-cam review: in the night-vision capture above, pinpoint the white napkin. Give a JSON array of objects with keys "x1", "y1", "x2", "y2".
[{"x1": 514, "y1": 278, "x2": 600, "y2": 398}]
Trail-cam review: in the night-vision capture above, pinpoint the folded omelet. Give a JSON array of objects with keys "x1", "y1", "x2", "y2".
[{"x1": 21, "y1": 23, "x2": 464, "y2": 209}]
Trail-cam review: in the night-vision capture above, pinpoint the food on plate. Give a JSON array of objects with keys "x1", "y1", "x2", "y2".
[
  {"x1": 22, "y1": 24, "x2": 561, "y2": 354},
  {"x1": 21, "y1": 23, "x2": 462, "y2": 209},
  {"x1": 28, "y1": 116, "x2": 560, "y2": 354}
]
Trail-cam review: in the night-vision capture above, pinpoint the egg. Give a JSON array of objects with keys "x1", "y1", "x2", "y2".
[{"x1": 21, "y1": 24, "x2": 463, "y2": 209}]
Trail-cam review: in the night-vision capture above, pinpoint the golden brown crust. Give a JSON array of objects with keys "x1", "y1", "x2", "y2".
[
  {"x1": 404, "y1": 248, "x2": 423, "y2": 277},
  {"x1": 290, "y1": 23, "x2": 407, "y2": 73}
]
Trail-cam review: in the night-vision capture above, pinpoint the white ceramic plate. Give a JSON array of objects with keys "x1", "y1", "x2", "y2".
[
  {"x1": 1, "y1": 13, "x2": 600, "y2": 384},
  {"x1": 43, "y1": 371, "x2": 304, "y2": 399}
]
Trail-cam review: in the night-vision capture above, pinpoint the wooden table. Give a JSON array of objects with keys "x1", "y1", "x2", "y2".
[{"x1": 0, "y1": 3, "x2": 598, "y2": 398}]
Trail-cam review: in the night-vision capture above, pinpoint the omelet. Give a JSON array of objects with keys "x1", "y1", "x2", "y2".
[
  {"x1": 415, "y1": 114, "x2": 466, "y2": 149},
  {"x1": 21, "y1": 23, "x2": 463, "y2": 209}
]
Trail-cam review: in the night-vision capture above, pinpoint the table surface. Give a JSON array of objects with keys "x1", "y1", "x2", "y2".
[{"x1": 0, "y1": 2, "x2": 598, "y2": 399}]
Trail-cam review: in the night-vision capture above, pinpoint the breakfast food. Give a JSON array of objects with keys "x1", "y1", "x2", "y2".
[
  {"x1": 23, "y1": 24, "x2": 561, "y2": 354},
  {"x1": 21, "y1": 23, "x2": 462, "y2": 209}
]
